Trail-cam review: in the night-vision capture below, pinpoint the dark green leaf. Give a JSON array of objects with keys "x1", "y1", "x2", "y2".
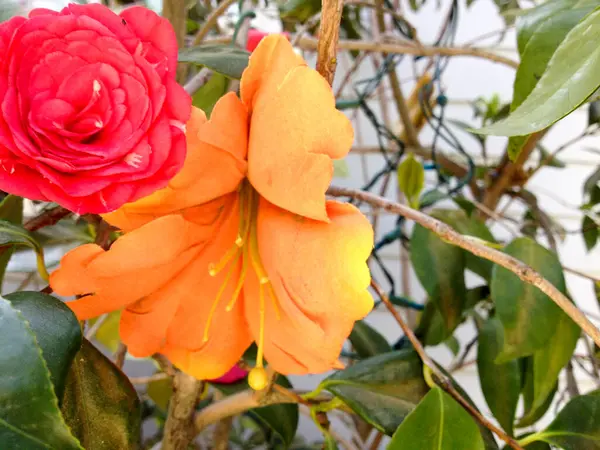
[
  {"x1": 589, "y1": 101, "x2": 600, "y2": 125},
  {"x1": 397, "y1": 153, "x2": 425, "y2": 209},
  {"x1": 526, "y1": 389, "x2": 600, "y2": 448},
  {"x1": 320, "y1": 350, "x2": 429, "y2": 435},
  {"x1": 410, "y1": 223, "x2": 466, "y2": 332},
  {"x1": 531, "y1": 305, "x2": 579, "y2": 415},
  {"x1": 477, "y1": 7, "x2": 600, "y2": 140},
  {"x1": 503, "y1": 435, "x2": 551, "y2": 449},
  {"x1": 583, "y1": 216, "x2": 599, "y2": 251},
  {"x1": 213, "y1": 375, "x2": 299, "y2": 447},
  {"x1": 61, "y1": 339, "x2": 141, "y2": 450},
  {"x1": 349, "y1": 320, "x2": 392, "y2": 358},
  {"x1": 0, "y1": 195, "x2": 23, "y2": 291},
  {"x1": 506, "y1": 0, "x2": 598, "y2": 157},
  {"x1": 491, "y1": 237, "x2": 566, "y2": 361},
  {"x1": 179, "y1": 45, "x2": 250, "y2": 79},
  {"x1": 517, "y1": 357, "x2": 557, "y2": 427},
  {"x1": 192, "y1": 72, "x2": 228, "y2": 117},
  {"x1": 444, "y1": 335, "x2": 460, "y2": 356},
  {"x1": 0, "y1": 295, "x2": 82, "y2": 449},
  {"x1": 415, "y1": 299, "x2": 451, "y2": 347},
  {"x1": 433, "y1": 209, "x2": 497, "y2": 281},
  {"x1": 584, "y1": 167, "x2": 600, "y2": 199},
  {"x1": 280, "y1": 0, "x2": 321, "y2": 21},
  {"x1": 5, "y1": 291, "x2": 82, "y2": 401},
  {"x1": 388, "y1": 387, "x2": 485, "y2": 449},
  {"x1": 477, "y1": 317, "x2": 521, "y2": 435}
]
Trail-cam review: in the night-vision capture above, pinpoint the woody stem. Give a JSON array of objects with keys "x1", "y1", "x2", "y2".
[{"x1": 162, "y1": 372, "x2": 203, "y2": 450}]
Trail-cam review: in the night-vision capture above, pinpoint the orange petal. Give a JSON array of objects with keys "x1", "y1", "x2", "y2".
[
  {"x1": 246, "y1": 58, "x2": 353, "y2": 221},
  {"x1": 104, "y1": 99, "x2": 248, "y2": 231},
  {"x1": 161, "y1": 194, "x2": 253, "y2": 380},
  {"x1": 243, "y1": 199, "x2": 374, "y2": 375},
  {"x1": 240, "y1": 34, "x2": 305, "y2": 111},
  {"x1": 50, "y1": 215, "x2": 202, "y2": 320}
]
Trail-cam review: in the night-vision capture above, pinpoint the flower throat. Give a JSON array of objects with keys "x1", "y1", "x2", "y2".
[{"x1": 204, "y1": 180, "x2": 280, "y2": 391}]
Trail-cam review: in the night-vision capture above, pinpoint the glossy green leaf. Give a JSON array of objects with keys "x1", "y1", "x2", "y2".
[
  {"x1": 415, "y1": 299, "x2": 451, "y2": 347},
  {"x1": 5, "y1": 291, "x2": 82, "y2": 401},
  {"x1": 0, "y1": 220, "x2": 48, "y2": 280},
  {"x1": 477, "y1": 7, "x2": 600, "y2": 139},
  {"x1": 433, "y1": 209, "x2": 497, "y2": 281},
  {"x1": 0, "y1": 295, "x2": 82, "y2": 449},
  {"x1": 280, "y1": 0, "x2": 321, "y2": 21},
  {"x1": 531, "y1": 305, "x2": 579, "y2": 415},
  {"x1": 0, "y1": 195, "x2": 23, "y2": 290},
  {"x1": 522, "y1": 390, "x2": 600, "y2": 448},
  {"x1": 584, "y1": 167, "x2": 600, "y2": 199},
  {"x1": 491, "y1": 237, "x2": 566, "y2": 361},
  {"x1": 349, "y1": 320, "x2": 392, "y2": 358},
  {"x1": 397, "y1": 153, "x2": 425, "y2": 209},
  {"x1": 61, "y1": 339, "x2": 142, "y2": 450},
  {"x1": 411, "y1": 222, "x2": 466, "y2": 332},
  {"x1": 503, "y1": 435, "x2": 551, "y2": 449},
  {"x1": 388, "y1": 387, "x2": 485, "y2": 450},
  {"x1": 320, "y1": 350, "x2": 429, "y2": 435},
  {"x1": 517, "y1": 357, "x2": 557, "y2": 428},
  {"x1": 214, "y1": 376, "x2": 299, "y2": 447},
  {"x1": 179, "y1": 45, "x2": 250, "y2": 79},
  {"x1": 506, "y1": 0, "x2": 598, "y2": 157},
  {"x1": 192, "y1": 72, "x2": 228, "y2": 117},
  {"x1": 477, "y1": 317, "x2": 520, "y2": 435}
]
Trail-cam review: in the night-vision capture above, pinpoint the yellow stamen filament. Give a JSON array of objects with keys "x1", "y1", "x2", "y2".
[
  {"x1": 256, "y1": 282, "x2": 266, "y2": 369},
  {"x1": 203, "y1": 248, "x2": 242, "y2": 342},
  {"x1": 226, "y1": 247, "x2": 248, "y2": 312},
  {"x1": 208, "y1": 244, "x2": 240, "y2": 276}
]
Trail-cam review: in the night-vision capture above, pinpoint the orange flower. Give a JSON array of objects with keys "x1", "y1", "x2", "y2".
[{"x1": 50, "y1": 35, "x2": 373, "y2": 388}]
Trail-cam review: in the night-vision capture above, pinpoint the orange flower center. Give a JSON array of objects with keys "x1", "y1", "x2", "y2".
[{"x1": 204, "y1": 180, "x2": 280, "y2": 390}]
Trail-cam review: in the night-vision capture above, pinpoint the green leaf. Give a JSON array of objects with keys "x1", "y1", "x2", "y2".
[
  {"x1": 506, "y1": 0, "x2": 599, "y2": 157},
  {"x1": 491, "y1": 237, "x2": 565, "y2": 361},
  {"x1": 61, "y1": 339, "x2": 142, "y2": 450},
  {"x1": 477, "y1": 6, "x2": 600, "y2": 140},
  {"x1": 411, "y1": 222, "x2": 466, "y2": 332},
  {"x1": 213, "y1": 375, "x2": 298, "y2": 447},
  {"x1": 5, "y1": 291, "x2": 82, "y2": 401},
  {"x1": 477, "y1": 317, "x2": 520, "y2": 435},
  {"x1": 387, "y1": 387, "x2": 485, "y2": 450},
  {"x1": 192, "y1": 72, "x2": 228, "y2": 117},
  {"x1": 0, "y1": 195, "x2": 23, "y2": 291},
  {"x1": 517, "y1": 357, "x2": 557, "y2": 428},
  {"x1": 530, "y1": 305, "x2": 580, "y2": 415},
  {"x1": 333, "y1": 159, "x2": 350, "y2": 178},
  {"x1": 319, "y1": 350, "x2": 429, "y2": 435},
  {"x1": 179, "y1": 45, "x2": 250, "y2": 79},
  {"x1": 583, "y1": 215, "x2": 599, "y2": 251},
  {"x1": 433, "y1": 210, "x2": 497, "y2": 281},
  {"x1": 504, "y1": 435, "x2": 551, "y2": 449},
  {"x1": 584, "y1": 167, "x2": 600, "y2": 199},
  {"x1": 415, "y1": 299, "x2": 451, "y2": 347},
  {"x1": 524, "y1": 390, "x2": 600, "y2": 448},
  {"x1": 0, "y1": 220, "x2": 48, "y2": 280},
  {"x1": 349, "y1": 320, "x2": 392, "y2": 358},
  {"x1": 397, "y1": 153, "x2": 425, "y2": 209},
  {"x1": 280, "y1": 0, "x2": 321, "y2": 22},
  {"x1": 0, "y1": 295, "x2": 82, "y2": 449}
]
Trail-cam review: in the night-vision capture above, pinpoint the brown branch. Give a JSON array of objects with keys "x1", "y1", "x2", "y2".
[
  {"x1": 482, "y1": 130, "x2": 546, "y2": 211},
  {"x1": 162, "y1": 0, "x2": 189, "y2": 83},
  {"x1": 113, "y1": 342, "x2": 127, "y2": 369},
  {"x1": 370, "y1": 280, "x2": 523, "y2": 450},
  {"x1": 327, "y1": 186, "x2": 600, "y2": 349},
  {"x1": 163, "y1": 372, "x2": 204, "y2": 450},
  {"x1": 24, "y1": 206, "x2": 71, "y2": 232},
  {"x1": 299, "y1": 37, "x2": 520, "y2": 68},
  {"x1": 316, "y1": 0, "x2": 344, "y2": 85},
  {"x1": 193, "y1": 0, "x2": 237, "y2": 45}
]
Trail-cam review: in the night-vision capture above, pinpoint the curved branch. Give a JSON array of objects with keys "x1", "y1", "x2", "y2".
[{"x1": 326, "y1": 186, "x2": 600, "y2": 348}]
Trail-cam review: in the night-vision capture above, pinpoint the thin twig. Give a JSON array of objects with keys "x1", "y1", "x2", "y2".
[
  {"x1": 193, "y1": 0, "x2": 237, "y2": 45},
  {"x1": 327, "y1": 186, "x2": 600, "y2": 349},
  {"x1": 24, "y1": 206, "x2": 71, "y2": 232},
  {"x1": 184, "y1": 68, "x2": 213, "y2": 95},
  {"x1": 85, "y1": 313, "x2": 108, "y2": 339},
  {"x1": 163, "y1": 372, "x2": 204, "y2": 450},
  {"x1": 114, "y1": 342, "x2": 127, "y2": 369},
  {"x1": 316, "y1": 0, "x2": 344, "y2": 85},
  {"x1": 370, "y1": 280, "x2": 523, "y2": 450},
  {"x1": 298, "y1": 36, "x2": 520, "y2": 68},
  {"x1": 130, "y1": 372, "x2": 171, "y2": 385}
]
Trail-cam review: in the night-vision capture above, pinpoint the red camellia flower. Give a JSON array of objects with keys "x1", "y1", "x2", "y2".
[{"x1": 0, "y1": 4, "x2": 191, "y2": 213}]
